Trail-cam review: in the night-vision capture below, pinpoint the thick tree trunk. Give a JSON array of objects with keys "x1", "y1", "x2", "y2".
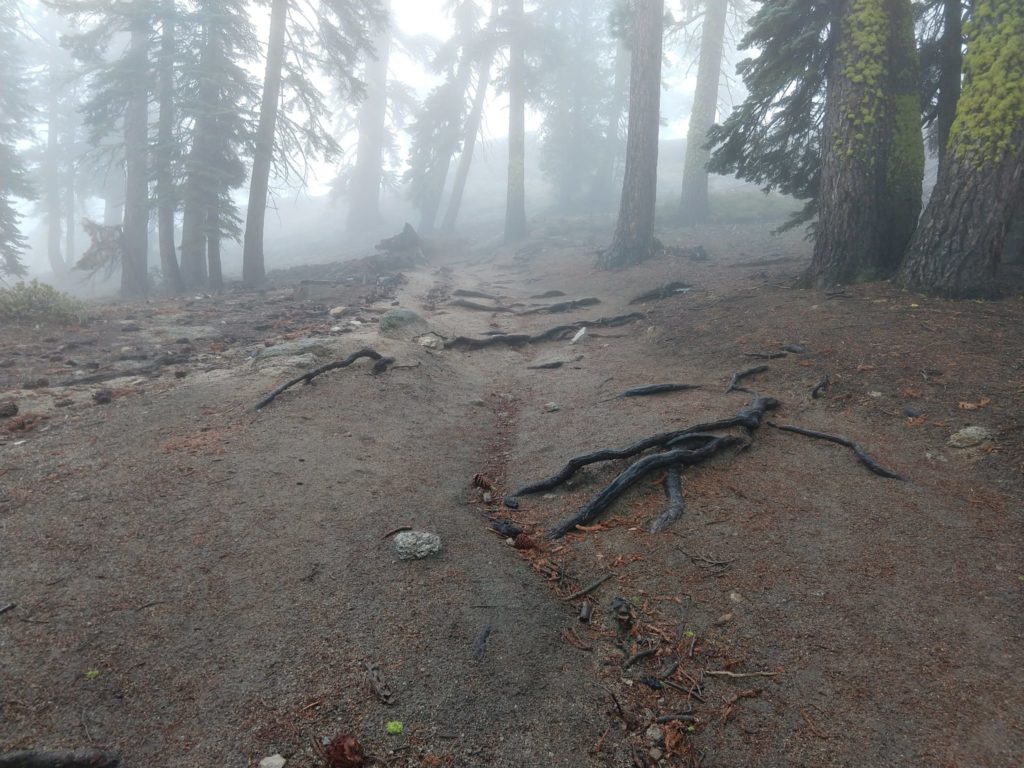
[
  {"x1": 102, "y1": 167, "x2": 124, "y2": 226},
  {"x1": 180, "y1": 17, "x2": 213, "y2": 289},
  {"x1": 899, "y1": 0, "x2": 1024, "y2": 297},
  {"x1": 599, "y1": 0, "x2": 664, "y2": 269},
  {"x1": 679, "y1": 0, "x2": 728, "y2": 225},
  {"x1": 63, "y1": 134, "x2": 75, "y2": 267},
  {"x1": 504, "y1": 0, "x2": 528, "y2": 241},
  {"x1": 121, "y1": 16, "x2": 151, "y2": 299},
  {"x1": 242, "y1": 0, "x2": 288, "y2": 287},
  {"x1": 207, "y1": 205, "x2": 223, "y2": 292},
  {"x1": 936, "y1": 0, "x2": 962, "y2": 167},
  {"x1": 590, "y1": 36, "x2": 631, "y2": 209},
  {"x1": 809, "y1": 0, "x2": 923, "y2": 287},
  {"x1": 347, "y1": 0, "x2": 391, "y2": 233},
  {"x1": 442, "y1": 51, "x2": 494, "y2": 233},
  {"x1": 156, "y1": 0, "x2": 184, "y2": 295}
]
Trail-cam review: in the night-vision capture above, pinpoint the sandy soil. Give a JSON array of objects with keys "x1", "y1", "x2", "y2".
[{"x1": 2, "y1": 221, "x2": 1022, "y2": 767}]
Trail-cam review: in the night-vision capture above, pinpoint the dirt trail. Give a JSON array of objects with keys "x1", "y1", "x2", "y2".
[{"x1": 3, "y1": 226, "x2": 1024, "y2": 767}]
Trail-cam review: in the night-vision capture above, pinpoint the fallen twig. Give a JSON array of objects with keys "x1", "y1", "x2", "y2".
[
  {"x1": 0, "y1": 603, "x2": 15, "y2": 616},
  {"x1": 656, "y1": 713, "x2": 697, "y2": 724},
  {"x1": 620, "y1": 384, "x2": 701, "y2": 398},
  {"x1": 704, "y1": 670, "x2": 779, "y2": 679},
  {"x1": 565, "y1": 573, "x2": 614, "y2": 600},
  {"x1": 745, "y1": 351, "x2": 787, "y2": 360},
  {"x1": 472, "y1": 624, "x2": 493, "y2": 661},
  {"x1": 649, "y1": 466, "x2": 685, "y2": 534},
  {"x1": 254, "y1": 348, "x2": 393, "y2": 410},
  {"x1": 629, "y1": 282, "x2": 693, "y2": 304},
  {"x1": 381, "y1": 526, "x2": 413, "y2": 540},
  {"x1": 769, "y1": 422, "x2": 904, "y2": 479},
  {"x1": 727, "y1": 365, "x2": 768, "y2": 393},
  {"x1": 624, "y1": 647, "x2": 658, "y2": 669},
  {"x1": 721, "y1": 688, "x2": 761, "y2": 721}
]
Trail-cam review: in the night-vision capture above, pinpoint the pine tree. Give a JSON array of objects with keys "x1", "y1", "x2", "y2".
[
  {"x1": 504, "y1": 0, "x2": 528, "y2": 240},
  {"x1": 242, "y1": 0, "x2": 382, "y2": 287},
  {"x1": 898, "y1": 0, "x2": 1023, "y2": 297},
  {"x1": 599, "y1": 0, "x2": 664, "y2": 269},
  {"x1": 155, "y1": 0, "x2": 184, "y2": 295},
  {"x1": 0, "y1": 0, "x2": 34, "y2": 278}
]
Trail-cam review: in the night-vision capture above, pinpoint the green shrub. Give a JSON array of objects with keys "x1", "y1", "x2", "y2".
[{"x1": 0, "y1": 281, "x2": 88, "y2": 325}]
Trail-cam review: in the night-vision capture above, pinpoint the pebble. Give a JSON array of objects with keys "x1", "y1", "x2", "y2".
[
  {"x1": 328, "y1": 306, "x2": 348, "y2": 317},
  {"x1": 259, "y1": 756, "x2": 286, "y2": 768},
  {"x1": 729, "y1": 591, "x2": 744, "y2": 603},
  {"x1": 948, "y1": 425, "x2": 992, "y2": 449},
  {"x1": 394, "y1": 531, "x2": 443, "y2": 560},
  {"x1": 543, "y1": 402, "x2": 561, "y2": 413},
  {"x1": 0, "y1": 400, "x2": 17, "y2": 418},
  {"x1": 645, "y1": 724, "x2": 664, "y2": 745},
  {"x1": 92, "y1": 389, "x2": 113, "y2": 405},
  {"x1": 714, "y1": 612, "x2": 734, "y2": 626},
  {"x1": 649, "y1": 747, "x2": 664, "y2": 761}
]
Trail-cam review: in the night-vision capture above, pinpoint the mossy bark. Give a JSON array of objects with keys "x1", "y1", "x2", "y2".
[
  {"x1": 810, "y1": 0, "x2": 924, "y2": 287},
  {"x1": 600, "y1": 0, "x2": 664, "y2": 269},
  {"x1": 899, "y1": 0, "x2": 1024, "y2": 297}
]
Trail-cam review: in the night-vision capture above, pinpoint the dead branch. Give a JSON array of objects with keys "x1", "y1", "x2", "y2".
[
  {"x1": 620, "y1": 384, "x2": 701, "y2": 398},
  {"x1": 727, "y1": 365, "x2": 769, "y2": 393},
  {"x1": 445, "y1": 313, "x2": 645, "y2": 351},
  {"x1": 629, "y1": 282, "x2": 693, "y2": 304},
  {"x1": 649, "y1": 466, "x2": 685, "y2": 534},
  {"x1": 704, "y1": 670, "x2": 779, "y2": 679},
  {"x1": 769, "y1": 423, "x2": 904, "y2": 479},
  {"x1": 655, "y1": 713, "x2": 698, "y2": 724},
  {"x1": 745, "y1": 351, "x2": 787, "y2": 360},
  {"x1": 565, "y1": 573, "x2": 614, "y2": 600},
  {"x1": 0, "y1": 751, "x2": 121, "y2": 768},
  {"x1": 254, "y1": 348, "x2": 393, "y2": 410},
  {"x1": 624, "y1": 647, "x2": 658, "y2": 669}
]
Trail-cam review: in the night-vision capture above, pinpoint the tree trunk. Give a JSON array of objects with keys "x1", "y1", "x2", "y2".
[
  {"x1": 207, "y1": 204, "x2": 223, "y2": 292},
  {"x1": 809, "y1": 0, "x2": 923, "y2": 287},
  {"x1": 45, "y1": 33, "x2": 64, "y2": 275},
  {"x1": 441, "y1": 48, "x2": 495, "y2": 232},
  {"x1": 180, "y1": 15, "x2": 213, "y2": 289},
  {"x1": 590, "y1": 36, "x2": 630, "y2": 209},
  {"x1": 156, "y1": 0, "x2": 185, "y2": 295},
  {"x1": 599, "y1": 0, "x2": 664, "y2": 269},
  {"x1": 679, "y1": 0, "x2": 728, "y2": 226},
  {"x1": 242, "y1": 0, "x2": 288, "y2": 287},
  {"x1": 899, "y1": 0, "x2": 1024, "y2": 297},
  {"x1": 347, "y1": 0, "x2": 391, "y2": 233},
  {"x1": 63, "y1": 129, "x2": 75, "y2": 267},
  {"x1": 936, "y1": 0, "x2": 962, "y2": 167},
  {"x1": 102, "y1": 167, "x2": 124, "y2": 226},
  {"x1": 121, "y1": 15, "x2": 151, "y2": 299},
  {"x1": 504, "y1": 0, "x2": 528, "y2": 241}
]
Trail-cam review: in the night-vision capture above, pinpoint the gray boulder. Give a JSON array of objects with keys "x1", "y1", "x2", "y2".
[{"x1": 394, "y1": 531, "x2": 443, "y2": 560}]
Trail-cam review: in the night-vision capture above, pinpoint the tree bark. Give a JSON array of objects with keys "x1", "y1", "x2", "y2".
[
  {"x1": 504, "y1": 0, "x2": 528, "y2": 241},
  {"x1": 156, "y1": 0, "x2": 185, "y2": 295},
  {"x1": 180, "y1": 14, "x2": 214, "y2": 289},
  {"x1": 679, "y1": 0, "x2": 728, "y2": 225},
  {"x1": 63, "y1": 122, "x2": 75, "y2": 267},
  {"x1": 599, "y1": 0, "x2": 664, "y2": 269},
  {"x1": 347, "y1": 0, "x2": 391, "y2": 233},
  {"x1": 242, "y1": 0, "x2": 288, "y2": 287},
  {"x1": 441, "y1": 45, "x2": 495, "y2": 232},
  {"x1": 102, "y1": 167, "x2": 124, "y2": 226},
  {"x1": 936, "y1": 0, "x2": 962, "y2": 167},
  {"x1": 809, "y1": 0, "x2": 923, "y2": 287},
  {"x1": 45, "y1": 31, "x2": 65, "y2": 275},
  {"x1": 899, "y1": 0, "x2": 1024, "y2": 297},
  {"x1": 207, "y1": 204, "x2": 223, "y2": 292},
  {"x1": 121, "y1": 14, "x2": 151, "y2": 299}
]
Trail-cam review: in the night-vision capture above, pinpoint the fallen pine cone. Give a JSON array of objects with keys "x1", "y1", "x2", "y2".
[
  {"x1": 324, "y1": 734, "x2": 365, "y2": 768},
  {"x1": 513, "y1": 533, "x2": 537, "y2": 550},
  {"x1": 472, "y1": 473, "x2": 496, "y2": 491}
]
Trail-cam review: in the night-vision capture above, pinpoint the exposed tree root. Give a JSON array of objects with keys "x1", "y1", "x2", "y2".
[
  {"x1": 548, "y1": 436, "x2": 745, "y2": 538},
  {"x1": 517, "y1": 297, "x2": 601, "y2": 315},
  {"x1": 620, "y1": 383, "x2": 701, "y2": 398},
  {"x1": 254, "y1": 348, "x2": 393, "y2": 410},
  {"x1": 629, "y1": 282, "x2": 693, "y2": 304},
  {"x1": 650, "y1": 465, "x2": 685, "y2": 533},
  {"x1": 57, "y1": 353, "x2": 192, "y2": 387},
  {"x1": 811, "y1": 374, "x2": 830, "y2": 399},
  {"x1": 769, "y1": 422, "x2": 904, "y2": 480},
  {"x1": 452, "y1": 288, "x2": 501, "y2": 300},
  {"x1": 448, "y1": 298, "x2": 515, "y2": 313},
  {"x1": 727, "y1": 365, "x2": 769, "y2": 393},
  {"x1": 445, "y1": 313, "x2": 645, "y2": 351},
  {"x1": 0, "y1": 751, "x2": 120, "y2": 768}
]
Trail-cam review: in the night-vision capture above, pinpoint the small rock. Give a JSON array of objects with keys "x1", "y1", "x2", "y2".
[
  {"x1": 54, "y1": 398, "x2": 74, "y2": 408},
  {"x1": 903, "y1": 405, "x2": 923, "y2": 418},
  {"x1": 416, "y1": 332, "x2": 445, "y2": 350},
  {"x1": 379, "y1": 308, "x2": 427, "y2": 337},
  {"x1": 868, "y1": 391, "x2": 883, "y2": 399},
  {"x1": 649, "y1": 747, "x2": 663, "y2": 761},
  {"x1": 482, "y1": 491, "x2": 493, "y2": 504},
  {"x1": 645, "y1": 724, "x2": 664, "y2": 746},
  {"x1": 0, "y1": 400, "x2": 17, "y2": 418},
  {"x1": 259, "y1": 756, "x2": 286, "y2": 768},
  {"x1": 121, "y1": 323, "x2": 141, "y2": 332},
  {"x1": 570, "y1": 327, "x2": 587, "y2": 345},
  {"x1": 22, "y1": 378, "x2": 49, "y2": 390},
  {"x1": 729, "y1": 591, "x2": 744, "y2": 603},
  {"x1": 543, "y1": 402, "x2": 561, "y2": 413},
  {"x1": 468, "y1": 398, "x2": 486, "y2": 407},
  {"x1": 174, "y1": 370, "x2": 188, "y2": 379},
  {"x1": 948, "y1": 426, "x2": 992, "y2": 449},
  {"x1": 328, "y1": 306, "x2": 348, "y2": 318},
  {"x1": 394, "y1": 531, "x2": 442, "y2": 560},
  {"x1": 92, "y1": 389, "x2": 113, "y2": 405},
  {"x1": 714, "y1": 612, "x2": 734, "y2": 626}
]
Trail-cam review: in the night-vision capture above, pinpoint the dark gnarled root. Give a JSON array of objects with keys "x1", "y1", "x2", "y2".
[
  {"x1": 0, "y1": 751, "x2": 121, "y2": 768},
  {"x1": 254, "y1": 348, "x2": 394, "y2": 411},
  {"x1": 649, "y1": 465, "x2": 685, "y2": 533},
  {"x1": 769, "y1": 422, "x2": 904, "y2": 480}
]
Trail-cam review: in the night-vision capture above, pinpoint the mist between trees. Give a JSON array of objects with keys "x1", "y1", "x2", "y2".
[{"x1": 0, "y1": 0, "x2": 1021, "y2": 298}]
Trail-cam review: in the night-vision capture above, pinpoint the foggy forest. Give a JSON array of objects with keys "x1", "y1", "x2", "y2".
[{"x1": 1, "y1": 0, "x2": 1023, "y2": 766}]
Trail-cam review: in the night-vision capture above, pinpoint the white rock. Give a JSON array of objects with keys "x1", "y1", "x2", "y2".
[
  {"x1": 259, "y1": 755, "x2": 286, "y2": 768},
  {"x1": 948, "y1": 425, "x2": 992, "y2": 448},
  {"x1": 394, "y1": 531, "x2": 443, "y2": 560},
  {"x1": 570, "y1": 327, "x2": 587, "y2": 344},
  {"x1": 329, "y1": 306, "x2": 348, "y2": 317},
  {"x1": 416, "y1": 332, "x2": 445, "y2": 350},
  {"x1": 543, "y1": 402, "x2": 561, "y2": 413}
]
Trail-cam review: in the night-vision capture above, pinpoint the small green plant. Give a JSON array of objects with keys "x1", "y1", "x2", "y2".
[
  {"x1": 84, "y1": 669, "x2": 101, "y2": 680},
  {"x1": 385, "y1": 721, "x2": 404, "y2": 735},
  {"x1": 0, "y1": 281, "x2": 87, "y2": 325}
]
